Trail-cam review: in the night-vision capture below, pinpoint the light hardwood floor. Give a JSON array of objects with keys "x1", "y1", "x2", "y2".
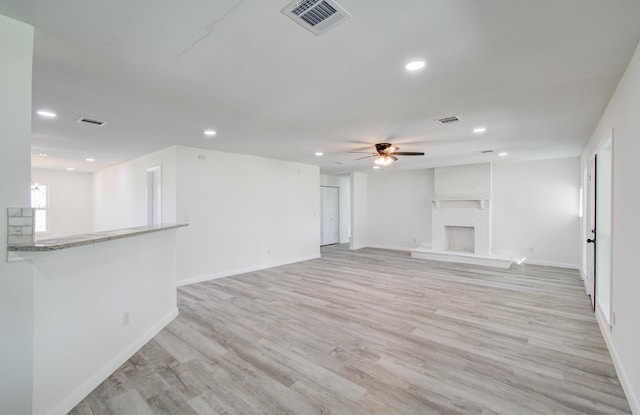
[{"x1": 70, "y1": 245, "x2": 630, "y2": 414}]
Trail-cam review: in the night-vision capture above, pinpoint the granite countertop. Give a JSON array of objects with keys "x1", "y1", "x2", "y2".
[{"x1": 7, "y1": 223, "x2": 188, "y2": 252}]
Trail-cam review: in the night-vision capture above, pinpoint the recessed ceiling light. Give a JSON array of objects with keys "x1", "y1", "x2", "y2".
[
  {"x1": 66, "y1": 167, "x2": 75, "y2": 171},
  {"x1": 85, "y1": 158, "x2": 95, "y2": 162},
  {"x1": 204, "y1": 129, "x2": 217, "y2": 137},
  {"x1": 31, "y1": 152, "x2": 48, "y2": 157},
  {"x1": 473, "y1": 127, "x2": 486, "y2": 134},
  {"x1": 315, "y1": 152, "x2": 323, "y2": 157},
  {"x1": 36, "y1": 110, "x2": 57, "y2": 118},
  {"x1": 498, "y1": 152, "x2": 509, "y2": 157},
  {"x1": 373, "y1": 166, "x2": 381, "y2": 170},
  {"x1": 405, "y1": 60, "x2": 426, "y2": 71}
]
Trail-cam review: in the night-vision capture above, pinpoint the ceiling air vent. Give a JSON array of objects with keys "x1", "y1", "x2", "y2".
[
  {"x1": 77, "y1": 117, "x2": 107, "y2": 127},
  {"x1": 282, "y1": 0, "x2": 352, "y2": 36},
  {"x1": 437, "y1": 116, "x2": 461, "y2": 125}
]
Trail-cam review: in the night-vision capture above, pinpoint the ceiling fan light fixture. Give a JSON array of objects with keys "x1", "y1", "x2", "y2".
[{"x1": 374, "y1": 155, "x2": 395, "y2": 167}]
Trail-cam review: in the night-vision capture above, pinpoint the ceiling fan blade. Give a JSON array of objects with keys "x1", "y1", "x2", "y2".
[
  {"x1": 353, "y1": 155, "x2": 375, "y2": 161},
  {"x1": 393, "y1": 151, "x2": 425, "y2": 156}
]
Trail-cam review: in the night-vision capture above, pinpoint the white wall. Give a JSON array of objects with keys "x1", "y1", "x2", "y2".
[
  {"x1": 366, "y1": 169, "x2": 433, "y2": 251},
  {"x1": 581, "y1": 41, "x2": 640, "y2": 414},
  {"x1": 31, "y1": 230, "x2": 178, "y2": 415},
  {"x1": 320, "y1": 174, "x2": 351, "y2": 244},
  {"x1": 93, "y1": 146, "x2": 177, "y2": 231},
  {"x1": 493, "y1": 158, "x2": 581, "y2": 268},
  {"x1": 175, "y1": 146, "x2": 320, "y2": 285},
  {"x1": 0, "y1": 15, "x2": 34, "y2": 415},
  {"x1": 350, "y1": 172, "x2": 368, "y2": 250},
  {"x1": 31, "y1": 169, "x2": 93, "y2": 238}
]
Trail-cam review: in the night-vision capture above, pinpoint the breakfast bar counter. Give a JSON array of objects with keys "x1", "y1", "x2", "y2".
[{"x1": 7, "y1": 223, "x2": 187, "y2": 252}]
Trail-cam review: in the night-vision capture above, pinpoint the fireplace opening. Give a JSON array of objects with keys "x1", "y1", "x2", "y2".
[{"x1": 445, "y1": 226, "x2": 475, "y2": 253}]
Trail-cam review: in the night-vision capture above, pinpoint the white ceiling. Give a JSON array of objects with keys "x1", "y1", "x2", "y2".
[{"x1": 2, "y1": 0, "x2": 640, "y2": 174}]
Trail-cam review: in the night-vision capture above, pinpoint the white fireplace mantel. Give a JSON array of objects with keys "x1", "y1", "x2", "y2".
[{"x1": 431, "y1": 199, "x2": 490, "y2": 210}]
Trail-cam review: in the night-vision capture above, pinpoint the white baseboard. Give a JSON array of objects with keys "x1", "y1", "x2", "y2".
[
  {"x1": 177, "y1": 255, "x2": 320, "y2": 286},
  {"x1": 595, "y1": 305, "x2": 640, "y2": 415},
  {"x1": 349, "y1": 244, "x2": 366, "y2": 250},
  {"x1": 49, "y1": 308, "x2": 179, "y2": 415}
]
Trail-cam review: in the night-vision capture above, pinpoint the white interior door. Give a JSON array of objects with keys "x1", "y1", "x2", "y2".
[
  {"x1": 585, "y1": 155, "x2": 597, "y2": 311},
  {"x1": 321, "y1": 186, "x2": 339, "y2": 246}
]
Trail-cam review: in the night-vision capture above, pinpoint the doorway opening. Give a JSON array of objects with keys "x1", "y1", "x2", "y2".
[{"x1": 147, "y1": 166, "x2": 162, "y2": 226}]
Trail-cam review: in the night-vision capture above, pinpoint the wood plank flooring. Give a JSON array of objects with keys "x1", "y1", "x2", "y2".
[{"x1": 70, "y1": 245, "x2": 630, "y2": 414}]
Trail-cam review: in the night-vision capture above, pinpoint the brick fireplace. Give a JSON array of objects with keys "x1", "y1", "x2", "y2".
[{"x1": 412, "y1": 163, "x2": 511, "y2": 268}]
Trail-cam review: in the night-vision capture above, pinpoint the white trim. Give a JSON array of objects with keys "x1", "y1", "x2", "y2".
[
  {"x1": 177, "y1": 255, "x2": 320, "y2": 286},
  {"x1": 595, "y1": 305, "x2": 639, "y2": 415},
  {"x1": 48, "y1": 308, "x2": 179, "y2": 415}
]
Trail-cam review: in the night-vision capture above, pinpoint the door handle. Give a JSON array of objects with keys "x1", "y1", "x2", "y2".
[{"x1": 587, "y1": 238, "x2": 595, "y2": 244}]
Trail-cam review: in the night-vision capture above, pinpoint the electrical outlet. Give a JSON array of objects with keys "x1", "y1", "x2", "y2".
[{"x1": 122, "y1": 311, "x2": 130, "y2": 327}]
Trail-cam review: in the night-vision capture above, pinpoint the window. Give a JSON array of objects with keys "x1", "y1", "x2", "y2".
[{"x1": 31, "y1": 184, "x2": 48, "y2": 233}]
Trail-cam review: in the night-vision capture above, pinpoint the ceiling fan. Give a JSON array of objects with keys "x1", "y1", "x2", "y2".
[{"x1": 352, "y1": 143, "x2": 425, "y2": 167}]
